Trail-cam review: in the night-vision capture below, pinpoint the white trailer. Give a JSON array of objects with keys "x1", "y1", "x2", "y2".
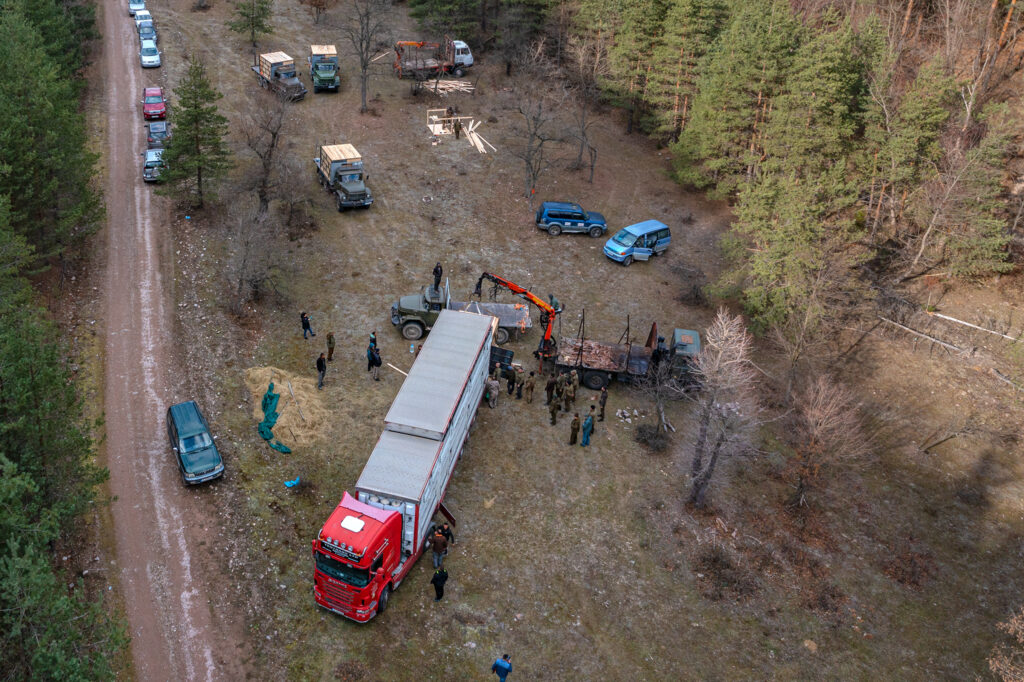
[{"x1": 355, "y1": 309, "x2": 493, "y2": 562}]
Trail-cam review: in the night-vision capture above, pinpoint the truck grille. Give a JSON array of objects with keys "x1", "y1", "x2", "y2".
[{"x1": 321, "y1": 579, "x2": 357, "y2": 609}]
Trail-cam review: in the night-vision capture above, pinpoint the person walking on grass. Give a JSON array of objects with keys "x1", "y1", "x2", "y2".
[
  {"x1": 430, "y1": 567, "x2": 448, "y2": 602},
  {"x1": 316, "y1": 353, "x2": 327, "y2": 390},
  {"x1": 326, "y1": 332, "x2": 335, "y2": 362},
  {"x1": 548, "y1": 399, "x2": 559, "y2": 426},
  {"x1": 569, "y1": 413, "x2": 580, "y2": 445},
  {"x1": 370, "y1": 346, "x2": 382, "y2": 381},
  {"x1": 581, "y1": 406, "x2": 595, "y2": 447},
  {"x1": 301, "y1": 312, "x2": 315, "y2": 339},
  {"x1": 491, "y1": 654, "x2": 512, "y2": 681}
]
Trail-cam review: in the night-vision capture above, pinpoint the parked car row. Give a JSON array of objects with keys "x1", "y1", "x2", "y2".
[
  {"x1": 140, "y1": 87, "x2": 168, "y2": 181},
  {"x1": 535, "y1": 201, "x2": 672, "y2": 267},
  {"x1": 130, "y1": 2, "x2": 161, "y2": 68}
]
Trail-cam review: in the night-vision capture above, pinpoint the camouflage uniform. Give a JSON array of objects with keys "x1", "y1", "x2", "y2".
[
  {"x1": 548, "y1": 399, "x2": 559, "y2": 425},
  {"x1": 524, "y1": 373, "x2": 536, "y2": 403},
  {"x1": 514, "y1": 368, "x2": 525, "y2": 399}
]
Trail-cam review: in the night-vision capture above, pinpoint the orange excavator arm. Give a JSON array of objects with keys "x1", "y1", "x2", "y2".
[{"x1": 474, "y1": 272, "x2": 560, "y2": 359}]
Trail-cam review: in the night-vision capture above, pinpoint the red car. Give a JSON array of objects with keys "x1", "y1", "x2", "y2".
[{"x1": 142, "y1": 87, "x2": 166, "y2": 120}]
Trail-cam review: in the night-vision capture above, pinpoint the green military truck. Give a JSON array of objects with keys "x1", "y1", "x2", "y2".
[
  {"x1": 314, "y1": 143, "x2": 373, "y2": 210},
  {"x1": 253, "y1": 52, "x2": 308, "y2": 101},
  {"x1": 309, "y1": 44, "x2": 340, "y2": 93},
  {"x1": 391, "y1": 280, "x2": 531, "y2": 345}
]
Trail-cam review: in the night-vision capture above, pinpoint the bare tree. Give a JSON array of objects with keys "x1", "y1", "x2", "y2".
[
  {"x1": 506, "y1": 66, "x2": 564, "y2": 207},
  {"x1": 688, "y1": 309, "x2": 760, "y2": 508},
  {"x1": 564, "y1": 33, "x2": 607, "y2": 177},
  {"x1": 335, "y1": 0, "x2": 392, "y2": 113},
  {"x1": 990, "y1": 602, "x2": 1024, "y2": 681},
  {"x1": 226, "y1": 196, "x2": 283, "y2": 313},
  {"x1": 787, "y1": 375, "x2": 871, "y2": 509},
  {"x1": 240, "y1": 91, "x2": 292, "y2": 219},
  {"x1": 301, "y1": 0, "x2": 338, "y2": 24}
]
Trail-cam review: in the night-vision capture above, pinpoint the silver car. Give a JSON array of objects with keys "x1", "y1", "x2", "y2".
[
  {"x1": 128, "y1": 0, "x2": 145, "y2": 14},
  {"x1": 139, "y1": 39, "x2": 161, "y2": 68}
]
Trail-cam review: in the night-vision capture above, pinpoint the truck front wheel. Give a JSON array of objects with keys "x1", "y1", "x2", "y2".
[
  {"x1": 584, "y1": 371, "x2": 609, "y2": 390},
  {"x1": 402, "y1": 322, "x2": 424, "y2": 340},
  {"x1": 377, "y1": 585, "x2": 390, "y2": 615},
  {"x1": 494, "y1": 327, "x2": 510, "y2": 345},
  {"x1": 454, "y1": 67, "x2": 465, "y2": 77}
]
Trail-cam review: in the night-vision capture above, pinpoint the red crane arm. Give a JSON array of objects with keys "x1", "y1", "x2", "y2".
[{"x1": 473, "y1": 273, "x2": 560, "y2": 358}]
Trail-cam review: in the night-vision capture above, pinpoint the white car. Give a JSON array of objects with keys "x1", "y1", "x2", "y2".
[
  {"x1": 133, "y1": 9, "x2": 152, "y2": 28},
  {"x1": 139, "y1": 39, "x2": 161, "y2": 68},
  {"x1": 128, "y1": 0, "x2": 145, "y2": 15}
]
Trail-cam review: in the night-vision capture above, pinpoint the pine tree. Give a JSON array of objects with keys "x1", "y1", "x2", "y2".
[
  {"x1": 671, "y1": 0, "x2": 802, "y2": 199},
  {"x1": 158, "y1": 58, "x2": 233, "y2": 210},
  {"x1": 227, "y1": 0, "x2": 273, "y2": 46},
  {"x1": 408, "y1": 0, "x2": 480, "y2": 40},
  {"x1": 647, "y1": 0, "x2": 728, "y2": 140},
  {"x1": 0, "y1": 8, "x2": 102, "y2": 260},
  {"x1": 598, "y1": 0, "x2": 667, "y2": 134}
]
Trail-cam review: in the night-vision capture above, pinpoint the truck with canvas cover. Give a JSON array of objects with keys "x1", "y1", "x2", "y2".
[
  {"x1": 393, "y1": 36, "x2": 473, "y2": 79},
  {"x1": 312, "y1": 310, "x2": 494, "y2": 622},
  {"x1": 252, "y1": 52, "x2": 308, "y2": 101},
  {"x1": 314, "y1": 143, "x2": 373, "y2": 210},
  {"x1": 391, "y1": 278, "x2": 531, "y2": 344},
  {"x1": 555, "y1": 320, "x2": 701, "y2": 390},
  {"x1": 309, "y1": 44, "x2": 340, "y2": 92}
]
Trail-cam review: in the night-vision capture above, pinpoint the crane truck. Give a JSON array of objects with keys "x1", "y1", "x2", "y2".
[
  {"x1": 391, "y1": 278, "x2": 531, "y2": 344},
  {"x1": 473, "y1": 272, "x2": 561, "y2": 363},
  {"x1": 312, "y1": 309, "x2": 493, "y2": 622}
]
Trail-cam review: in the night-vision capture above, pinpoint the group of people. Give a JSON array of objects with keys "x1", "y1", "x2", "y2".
[
  {"x1": 302, "y1": 312, "x2": 382, "y2": 388},
  {"x1": 428, "y1": 522, "x2": 455, "y2": 601},
  {"x1": 484, "y1": 362, "x2": 610, "y2": 447}
]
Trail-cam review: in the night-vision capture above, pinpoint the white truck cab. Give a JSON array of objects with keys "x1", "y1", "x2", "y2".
[{"x1": 452, "y1": 40, "x2": 473, "y2": 68}]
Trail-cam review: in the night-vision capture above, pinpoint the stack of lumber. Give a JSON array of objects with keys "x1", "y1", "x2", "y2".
[
  {"x1": 428, "y1": 80, "x2": 475, "y2": 95},
  {"x1": 464, "y1": 120, "x2": 496, "y2": 154}
]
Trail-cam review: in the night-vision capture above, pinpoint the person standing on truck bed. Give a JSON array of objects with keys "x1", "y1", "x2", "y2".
[
  {"x1": 301, "y1": 312, "x2": 315, "y2": 339},
  {"x1": 429, "y1": 529, "x2": 448, "y2": 568},
  {"x1": 432, "y1": 262, "x2": 443, "y2": 292},
  {"x1": 430, "y1": 567, "x2": 448, "y2": 602},
  {"x1": 569, "y1": 413, "x2": 580, "y2": 445}
]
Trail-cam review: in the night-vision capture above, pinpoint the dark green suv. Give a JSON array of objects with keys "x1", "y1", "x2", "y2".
[{"x1": 166, "y1": 401, "x2": 224, "y2": 484}]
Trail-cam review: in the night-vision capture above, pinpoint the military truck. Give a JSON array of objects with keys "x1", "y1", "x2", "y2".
[
  {"x1": 309, "y1": 45, "x2": 340, "y2": 93},
  {"x1": 252, "y1": 52, "x2": 308, "y2": 101},
  {"x1": 314, "y1": 143, "x2": 373, "y2": 210},
  {"x1": 391, "y1": 279, "x2": 531, "y2": 345}
]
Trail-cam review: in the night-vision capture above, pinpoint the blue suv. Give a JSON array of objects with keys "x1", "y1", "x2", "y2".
[{"x1": 535, "y1": 201, "x2": 607, "y2": 237}]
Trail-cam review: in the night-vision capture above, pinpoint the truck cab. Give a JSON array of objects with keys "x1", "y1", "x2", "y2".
[
  {"x1": 664, "y1": 328, "x2": 701, "y2": 384},
  {"x1": 391, "y1": 284, "x2": 449, "y2": 340},
  {"x1": 254, "y1": 52, "x2": 308, "y2": 101},
  {"x1": 451, "y1": 39, "x2": 473, "y2": 74},
  {"x1": 313, "y1": 493, "x2": 402, "y2": 621}
]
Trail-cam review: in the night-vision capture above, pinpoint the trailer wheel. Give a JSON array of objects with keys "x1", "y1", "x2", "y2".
[
  {"x1": 377, "y1": 585, "x2": 390, "y2": 614},
  {"x1": 584, "y1": 371, "x2": 608, "y2": 390},
  {"x1": 401, "y1": 322, "x2": 424, "y2": 340},
  {"x1": 494, "y1": 327, "x2": 510, "y2": 345}
]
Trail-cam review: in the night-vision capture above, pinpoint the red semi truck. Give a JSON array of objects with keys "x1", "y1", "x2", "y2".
[{"x1": 312, "y1": 309, "x2": 494, "y2": 621}]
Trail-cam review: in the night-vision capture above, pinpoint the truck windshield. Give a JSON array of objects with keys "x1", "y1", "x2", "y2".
[
  {"x1": 315, "y1": 550, "x2": 370, "y2": 588},
  {"x1": 611, "y1": 230, "x2": 637, "y2": 247}
]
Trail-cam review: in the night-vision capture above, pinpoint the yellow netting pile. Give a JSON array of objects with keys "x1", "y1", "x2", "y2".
[{"x1": 243, "y1": 366, "x2": 329, "y2": 448}]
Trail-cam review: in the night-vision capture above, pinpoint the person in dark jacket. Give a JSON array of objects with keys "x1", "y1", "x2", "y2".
[
  {"x1": 569, "y1": 413, "x2": 580, "y2": 445},
  {"x1": 545, "y1": 375, "x2": 556, "y2": 405},
  {"x1": 429, "y1": 530, "x2": 448, "y2": 568},
  {"x1": 326, "y1": 332, "x2": 336, "y2": 362},
  {"x1": 438, "y1": 522, "x2": 455, "y2": 544},
  {"x1": 301, "y1": 312, "x2": 315, "y2": 339},
  {"x1": 316, "y1": 353, "x2": 327, "y2": 390},
  {"x1": 491, "y1": 654, "x2": 512, "y2": 681},
  {"x1": 370, "y1": 346, "x2": 382, "y2": 381},
  {"x1": 430, "y1": 567, "x2": 448, "y2": 601},
  {"x1": 432, "y1": 262, "x2": 443, "y2": 292}
]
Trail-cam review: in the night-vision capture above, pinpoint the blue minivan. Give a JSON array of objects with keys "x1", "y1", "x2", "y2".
[{"x1": 603, "y1": 219, "x2": 671, "y2": 266}]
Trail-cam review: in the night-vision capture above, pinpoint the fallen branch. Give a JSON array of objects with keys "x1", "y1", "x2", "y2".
[
  {"x1": 878, "y1": 316, "x2": 962, "y2": 353},
  {"x1": 927, "y1": 311, "x2": 1021, "y2": 342},
  {"x1": 990, "y1": 367, "x2": 1024, "y2": 391},
  {"x1": 287, "y1": 381, "x2": 306, "y2": 421}
]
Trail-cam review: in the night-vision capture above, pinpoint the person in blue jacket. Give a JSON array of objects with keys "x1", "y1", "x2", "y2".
[
  {"x1": 491, "y1": 654, "x2": 512, "y2": 681},
  {"x1": 581, "y1": 406, "x2": 595, "y2": 447}
]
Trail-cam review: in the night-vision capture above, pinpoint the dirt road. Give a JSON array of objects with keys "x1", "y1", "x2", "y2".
[{"x1": 99, "y1": 2, "x2": 244, "y2": 680}]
